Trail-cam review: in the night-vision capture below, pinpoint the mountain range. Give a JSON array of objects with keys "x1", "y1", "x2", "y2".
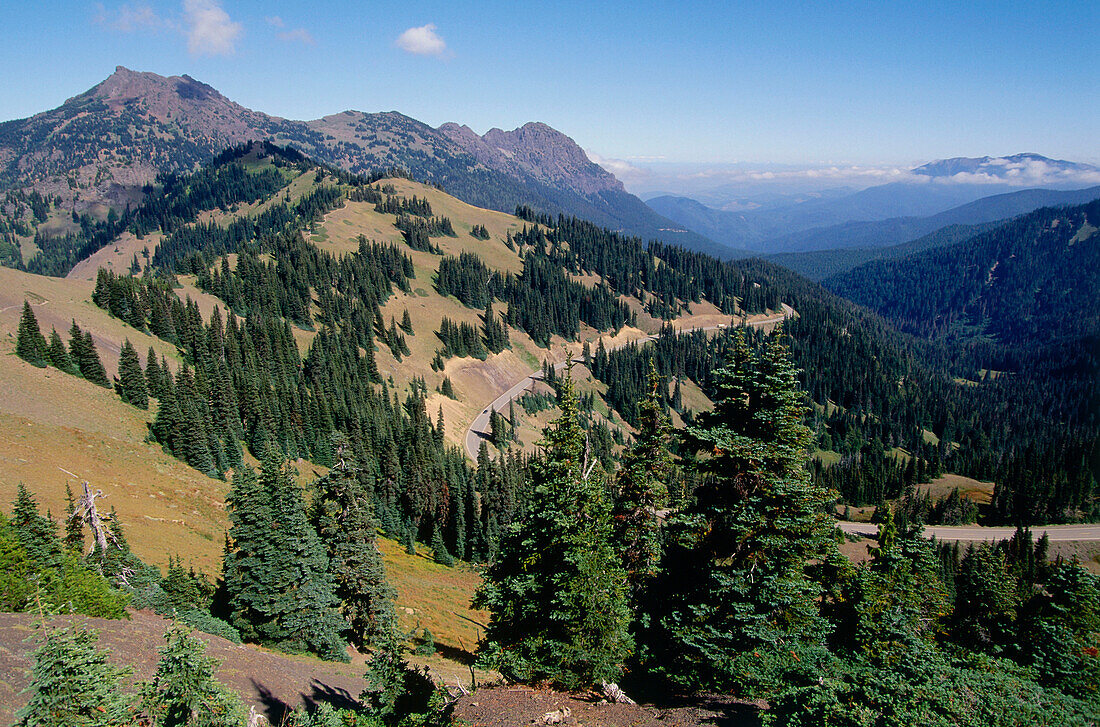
[
  {"x1": 0, "y1": 66, "x2": 723, "y2": 254},
  {"x1": 646, "y1": 154, "x2": 1100, "y2": 255}
]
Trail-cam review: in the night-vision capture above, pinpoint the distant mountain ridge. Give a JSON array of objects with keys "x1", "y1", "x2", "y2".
[
  {"x1": 823, "y1": 198, "x2": 1100, "y2": 348},
  {"x1": 759, "y1": 185, "x2": 1100, "y2": 255},
  {"x1": 912, "y1": 153, "x2": 1100, "y2": 182},
  {"x1": 0, "y1": 66, "x2": 714, "y2": 251},
  {"x1": 645, "y1": 153, "x2": 1100, "y2": 254}
]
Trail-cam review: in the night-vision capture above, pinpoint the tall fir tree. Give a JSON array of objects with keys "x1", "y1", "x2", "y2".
[
  {"x1": 46, "y1": 328, "x2": 78, "y2": 375},
  {"x1": 611, "y1": 359, "x2": 672, "y2": 602},
  {"x1": 473, "y1": 367, "x2": 632, "y2": 689},
  {"x1": 637, "y1": 330, "x2": 837, "y2": 694},
  {"x1": 11, "y1": 483, "x2": 63, "y2": 571},
  {"x1": 224, "y1": 456, "x2": 347, "y2": 660},
  {"x1": 116, "y1": 339, "x2": 149, "y2": 409},
  {"x1": 310, "y1": 434, "x2": 398, "y2": 650},
  {"x1": 16, "y1": 300, "x2": 49, "y2": 367}
]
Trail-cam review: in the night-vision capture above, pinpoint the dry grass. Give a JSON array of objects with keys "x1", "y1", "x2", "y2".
[
  {"x1": 918, "y1": 473, "x2": 995, "y2": 505},
  {"x1": 377, "y1": 537, "x2": 495, "y2": 683}
]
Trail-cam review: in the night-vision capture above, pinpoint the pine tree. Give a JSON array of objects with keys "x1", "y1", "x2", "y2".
[
  {"x1": 16, "y1": 624, "x2": 130, "y2": 727},
  {"x1": 81, "y1": 331, "x2": 107, "y2": 385},
  {"x1": 63, "y1": 483, "x2": 84, "y2": 555},
  {"x1": 16, "y1": 301, "x2": 48, "y2": 367},
  {"x1": 611, "y1": 360, "x2": 672, "y2": 601},
  {"x1": 310, "y1": 435, "x2": 398, "y2": 650},
  {"x1": 68, "y1": 324, "x2": 110, "y2": 388},
  {"x1": 638, "y1": 331, "x2": 837, "y2": 693},
  {"x1": 952, "y1": 543, "x2": 1019, "y2": 652},
  {"x1": 116, "y1": 339, "x2": 149, "y2": 409},
  {"x1": 137, "y1": 624, "x2": 245, "y2": 727},
  {"x1": 11, "y1": 483, "x2": 63, "y2": 571},
  {"x1": 46, "y1": 328, "x2": 78, "y2": 375},
  {"x1": 224, "y1": 456, "x2": 347, "y2": 660},
  {"x1": 145, "y1": 347, "x2": 164, "y2": 399},
  {"x1": 835, "y1": 506, "x2": 950, "y2": 655},
  {"x1": 473, "y1": 367, "x2": 632, "y2": 689},
  {"x1": 431, "y1": 523, "x2": 454, "y2": 567}
]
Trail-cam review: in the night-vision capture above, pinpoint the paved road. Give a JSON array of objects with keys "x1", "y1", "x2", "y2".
[
  {"x1": 463, "y1": 306, "x2": 795, "y2": 461},
  {"x1": 838, "y1": 520, "x2": 1100, "y2": 542}
]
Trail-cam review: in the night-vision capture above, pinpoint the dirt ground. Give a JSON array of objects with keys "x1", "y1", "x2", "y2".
[
  {"x1": 452, "y1": 685, "x2": 763, "y2": 727},
  {"x1": 0, "y1": 610, "x2": 372, "y2": 725}
]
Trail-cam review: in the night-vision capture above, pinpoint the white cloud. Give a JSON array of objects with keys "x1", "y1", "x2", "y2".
[
  {"x1": 94, "y1": 3, "x2": 163, "y2": 32},
  {"x1": 278, "y1": 27, "x2": 315, "y2": 45},
  {"x1": 265, "y1": 15, "x2": 284, "y2": 27},
  {"x1": 585, "y1": 150, "x2": 651, "y2": 182},
  {"x1": 183, "y1": 0, "x2": 242, "y2": 56},
  {"x1": 395, "y1": 24, "x2": 447, "y2": 56}
]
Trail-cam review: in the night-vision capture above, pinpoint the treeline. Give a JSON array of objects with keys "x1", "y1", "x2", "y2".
[
  {"x1": 394, "y1": 213, "x2": 455, "y2": 252},
  {"x1": 375, "y1": 193, "x2": 432, "y2": 217}
]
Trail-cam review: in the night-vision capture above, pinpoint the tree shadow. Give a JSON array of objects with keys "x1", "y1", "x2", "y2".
[
  {"x1": 251, "y1": 678, "x2": 365, "y2": 725},
  {"x1": 646, "y1": 693, "x2": 764, "y2": 727},
  {"x1": 302, "y1": 678, "x2": 363, "y2": 713},
  {"x1": 251, "y1": 680, "x2": 293, "y2": 726},
  {"x1": 434, "y1": 641, "x2": 475, "y2": 666}
]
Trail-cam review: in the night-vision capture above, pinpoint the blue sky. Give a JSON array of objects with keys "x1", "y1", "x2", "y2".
[{"x1": 1, "y1": 1, "x2": 1097, "y2": 173}]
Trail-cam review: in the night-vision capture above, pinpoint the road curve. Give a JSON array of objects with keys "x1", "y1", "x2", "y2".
[
  {"x1": 838, "y1": 520, "x2": 1100, "y2": 542},
  {"x1": 463, "y1": 305, "x2": 795, "y2": 461}
]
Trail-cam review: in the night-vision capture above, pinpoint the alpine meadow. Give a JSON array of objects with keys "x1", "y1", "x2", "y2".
[{"x1": 0, "y1": 3, "x2": 1097, "y2": 726}]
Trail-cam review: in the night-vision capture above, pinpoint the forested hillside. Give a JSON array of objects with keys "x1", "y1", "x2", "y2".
[{"x1": 825, "y1": 198, "x2": 1100, "y2": 347}]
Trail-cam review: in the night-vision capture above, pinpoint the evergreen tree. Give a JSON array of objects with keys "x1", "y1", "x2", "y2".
[
  {"x1": 16, "y1": 300, "x2": 49, "y2": 367},
  {"x1": 611, "y1": 360, "x2": 672, "y2": 601},
  {"x1": 145, "y1": 347, "x2": 164, "y2": 399},
  {"x1": 63, "y1": 483, "x2": 85, "y2": 555},
  {"x1": 16, "y1": 624, "x2": 130, "y2": 727},
  {"x1": 224, "y1": 456, "x2": 347, "y2": 660},
  {"x1": 116, "y1": 339, "x2": 149, "y2": 409},
  {"x1": 473, "y1": 367, "x2": 632, "y2": 689},
  {"x1": 68, "y1": 323, "x2": 110, "y2": 387},
  {"x1": 311, "y1": 435, "x2": 398, "y2": 650},
  {"x1": 431, "y1": 523, "x2": 454, "y2": 567},
  {"x1": 137, "y1": 624, "x2": 245, "y2": 727},
  {"x1": 638, "y1": 331, "x2": 837, "y2": 693},
  {"x1": 11, "y1": 483, "x2": 63, "y2": 571},
  {"x1": 834, "y1": 506, "x2": 950, "y2": 655},
  {"x1": 952, "y1": 544, "x2": 1019, "y2": 653},
  {"x1": 46, "y1": 328, "x2": 78, "y2": 375}
]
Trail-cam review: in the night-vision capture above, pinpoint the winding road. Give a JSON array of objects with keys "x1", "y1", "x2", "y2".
[
  {"x1": 463, "y1": 305, "x2": 795, "y2": 461},
  {"x1": 838, "y1": 521, "x2": 1100, "y2": 542}
]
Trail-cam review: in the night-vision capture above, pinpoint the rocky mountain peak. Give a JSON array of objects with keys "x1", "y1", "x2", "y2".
[{"x1": 441, "y1": 121, "x2": 623, "y2": 196}]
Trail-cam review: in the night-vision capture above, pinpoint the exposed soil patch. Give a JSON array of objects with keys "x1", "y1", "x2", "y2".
[
  {"x1": 0, "y1": 610, "x2": 371, "y2": 725},
  {"x1": 452, "y1": 685, "x2": 762, "y2": 727}
]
